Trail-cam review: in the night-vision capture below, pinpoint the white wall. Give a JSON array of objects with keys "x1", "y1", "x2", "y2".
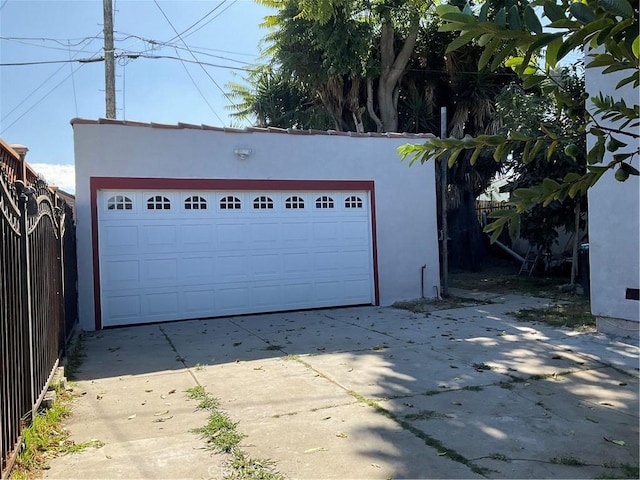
[
  {"x1": 73, "y1": 121, "x2": 440, "y2": 331},
  {"x1": 586, "y1": 66, "x2": 640, "y2": 336}
]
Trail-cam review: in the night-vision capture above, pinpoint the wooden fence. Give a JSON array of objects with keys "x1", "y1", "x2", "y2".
[{"x1": 0, "y1": 145, "x2": 77, "y2": 479}]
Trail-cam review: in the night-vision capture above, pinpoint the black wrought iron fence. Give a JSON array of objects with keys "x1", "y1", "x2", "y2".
[{"x1": 0, "y1": 158, "x2": 77, "y2": 479}]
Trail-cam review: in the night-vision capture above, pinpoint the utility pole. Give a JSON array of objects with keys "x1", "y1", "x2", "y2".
[
  {"x1": 103, "y1": 0, "x2": 116, "y2": 118},
  {"x1": 439, "y1": 107, "x2": 449, "y2": 297}
]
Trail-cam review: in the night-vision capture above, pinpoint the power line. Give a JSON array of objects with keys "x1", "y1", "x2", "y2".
[
  {"x1": 0, "y1": 37, "x2": 101, "y2": 54},
  {"x1": 171, "y1": 0, "x2": 238, "y2": 43},
  {"x1": 153, "y1": 0, "x2": 231, "y2": 125},
  {"x1": 1, "y1": 30, "x2": 103, "y2": 124},
  {"x1": 164, "y1": 0, "x2": 230, "y2": 44},
  {"x1": 1, "y1": 35, "x2": 103, "y2": 47},
  {"x1": 0, "y1": 62, "x2": 90, "y2": 135},
  {"x1": 0, "y1": 0, "x2": 9, "y2": 12},
  {"x1": 114, "y1": 31, "x2": 258, "y2": 57},
  {"x1": 0, "y1": 58, "x2": 102, "y2": 66}
]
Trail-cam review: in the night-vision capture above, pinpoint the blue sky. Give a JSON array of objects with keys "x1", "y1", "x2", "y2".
[{"x1": 0, "y1": 0, "x2": 272, "y2": 190}]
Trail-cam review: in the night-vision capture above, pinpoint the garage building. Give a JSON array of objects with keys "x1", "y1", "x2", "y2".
[{"x1": 72, "y1": 119, "x2": 439, "y2": 330}]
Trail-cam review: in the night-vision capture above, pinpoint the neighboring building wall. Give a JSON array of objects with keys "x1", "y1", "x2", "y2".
[
  {"x1": 586, "y1": 68, "x2": 640, "y2": 339},
  {"x1": 73, "y1": 120, "x2": 440, "y2": 331}
]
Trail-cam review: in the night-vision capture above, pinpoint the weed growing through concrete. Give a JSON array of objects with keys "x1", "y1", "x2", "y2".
[
  {"x1": 263, "y1": 345, "x2": 283, "y2": 351},
  {"x1": 513, "y1": 302, "x2": 595, "y2": 330},
  {"x1": 472, "y1": 362, "x2": 493, "y2": 371},
  {"x1": 550, "y1": 455, "x2": 586, "y2": 466},
  {"x1": 186, "y1": 386, "x2": 284, "y2": 480},
  {"x1": 461, "y1": 385, "x2": 484, "y2": 392},
  {"x1": 64, "y1": 333, "x2": 87, "y2": 380},
  {"x1": 10, "y1": 384, "x2": 103, "y2": 479},
  {"x1": 405, "y1": 410, "x2": 452, "y2": 421}
]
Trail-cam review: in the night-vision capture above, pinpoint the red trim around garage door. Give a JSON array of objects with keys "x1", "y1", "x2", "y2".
[{"x1": 90, "y1": 177, "x2": 380, "y2": 330}]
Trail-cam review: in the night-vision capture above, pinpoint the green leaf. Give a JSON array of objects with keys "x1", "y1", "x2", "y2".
[
  {"x1": 599, "y1": 0, "x2": 634, "y2": 18},
  {"x1": 478, "y1": 33, "x2": 493, "y2": 47},
  {"x1": 435, "y1": 4, "x2": 460, "y2": 16},
  {"x1": 607, "y1": 137, "x2": 628, "y2": 152},
  {"x1": 440, "y1": 12, "x2": 479, "y2": 25},
  {"x1": 493, "y1": 142, "x2": 506, "y2": 162},
  {"x1": 569, "y1": 2, "x2": 596, "y2": 24},
  {"x1": 545, "y1": 37, "x2": 564, "y2": 67},
  {"x1": 527, "y1": 139, "x2": 546, "y2": 162},
  {"x1": 509, "y1": 131, "x2": 530, "y2": 142},
  {"x1": 544, "y1": 2, "x2": 566, "y2": 22},
  {"x1": 508, "y1": 5, "x2": 522, "y2": 31},
  {"x1": 633, "y1": 35, "x2": 640, "y2": 58},
  {"x1": 491, "y1": 40, "x2": 519, "y2": 70},
  {"x1": 446, "y1": 31, "x2": 477, "y2": 52},
  {"x1": 524, "y1": 5, "x2": 542, "y2": 34},
  {"x1": 447, "y1": 147, "x2": 464, "y2": 168},
  {"x1": 620, "y1": 162, "x2": 640, "y2": 176},
  {"x1": 469, "y1": 145, "x2": 483, "y2": 166},
  {"x1": 546, "y1": 140, "x2": 559, "y2": 161},
  {"x1": 587, "y1": 139, "x2": 605, "y2": 165},
  {"x1": 522, "y1": 74, "x2": 546, "y2": 89},
  {"x1": 495, "y1": 7, "x2": 506, "y2": 27},
  {"x1": 479, "y1": 1, "x2": 489, "y2": 22}
]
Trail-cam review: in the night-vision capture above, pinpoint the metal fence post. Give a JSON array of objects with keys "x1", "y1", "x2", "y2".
[{"x1": 17, "y1": 191, "x2": 36, "y2": 419}]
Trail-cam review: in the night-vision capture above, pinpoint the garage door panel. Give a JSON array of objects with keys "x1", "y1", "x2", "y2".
[
  {"x1": 251, "y1": 253, "x2": 282, "y2": 278},
  {"x1": 98, "y1": 188, "x2": 374, "y2": 326},
  {"x1": 217, "y1": 223, "x2": 248, "y2": 246},
  {"x1": 103, "y1": 224, "x2": 139, "y2": 248},
  {"x1": 282, "y1": 222, "x2": 309, "y2": 242},
  {"x1": 180, "y1": 224, "x2": 214, "y2": 249},
  {"x1": 280, "y1": 282, "x2": 313, "y2": 306},
  {"x1": 215, "y1": 254, "x2": 249, "y2": 281},
  {"x1": 250, "y1": 223, "x2": 280, "y2": 243},
  {"x1": 252, "y1": 284, "x2": 283, "y2": 309},
  {"x1": 146, "y1": 292, "x2": 179, "y2": 316},
  {"x1": 283, "y1": 252, "x2": 311, "y2": 273},
  {"x1": 341, "y1": 249, "x2": 371, "y2": 271},
  {"x1": 143, "y1": 224, "x2": 177, "y2": 246},
  {"x1": 180, "y1": 256, "x2": 215, "y2": 282},
  {"x1": 104, "y1": 295, "x2": 141, "y2": 325},
  {"x1": 183, "y1": 289, "x2": 215, "y2": 314},
  {"x1": 342, "y1": 221, "x2": 369, "y2": 242},
  {"x1": 102, "y1": 260, "x2": 140, "y2": 293},
  {"x1": 215, "y1": 286, "x2": 250, "y2": 312},
  {"x1": 312, "y1": 222, "x2": 339, "y2": 241},
  {"x1": 143, "y1": 258, "x2": 178, "y2": 284},
  {"x1": 342, "y1": 278, "x2": 372, "y2": 301}
]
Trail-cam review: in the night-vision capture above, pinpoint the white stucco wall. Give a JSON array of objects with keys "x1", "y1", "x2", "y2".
[
  {"x1": 586, "y1": 66, "x2": 640, "y2": 335},
  {"x1": 73, "y1": 120, "x2": 440, "y2": 331}
]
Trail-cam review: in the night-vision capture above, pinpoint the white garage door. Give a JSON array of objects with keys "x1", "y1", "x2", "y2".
[{"x1": 97, "y1": 189, "x2": 375, "y2": 326}]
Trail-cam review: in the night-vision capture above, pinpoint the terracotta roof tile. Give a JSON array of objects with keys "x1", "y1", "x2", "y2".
[{"x1": 70, "y1": 118, "x2": 435, "y2": 139}]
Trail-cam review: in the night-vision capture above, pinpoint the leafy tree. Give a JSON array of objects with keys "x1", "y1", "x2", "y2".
[
  {"x1": 496, "y1": 70, "x2": 588, "y2": 279},
  {"x1": 261, "y1": 0, "x2": 433, "y2": 133},
  {"x1": 257, "y1": 0, "x2": 370, "y2": 131},
  {"x1": 227, "y1": 66, "x2": 333, "y2": 129},
  {"x1": 402, "y1": 15, "x2": 518, "y2": 270},
  {"x1": 399, "y1": 0, "x2": 639, "y2": 243}
]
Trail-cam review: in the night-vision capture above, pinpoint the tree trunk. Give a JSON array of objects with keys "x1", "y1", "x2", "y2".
[
  {"x1": 366, "y1": 78, "x2": 383, "y2": 132},
  {"x1": 377, "y1": 11, "x2": 419, "y2": 132}
]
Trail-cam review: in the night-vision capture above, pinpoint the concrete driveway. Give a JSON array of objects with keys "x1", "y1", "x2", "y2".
[{"x1": 45, "y1": 292, "x2": 639, "y2": 479}]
